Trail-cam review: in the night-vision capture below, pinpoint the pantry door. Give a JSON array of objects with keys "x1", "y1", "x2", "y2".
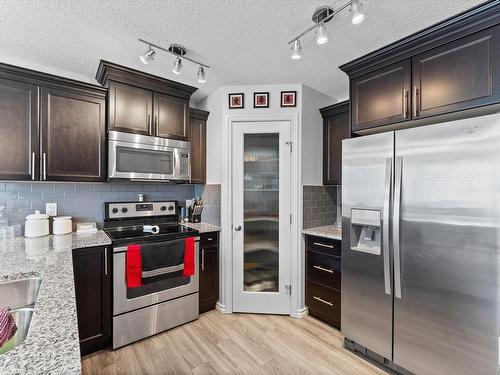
[{"x1": 232, "y1": 121, "x2": 292, "y2": 314}]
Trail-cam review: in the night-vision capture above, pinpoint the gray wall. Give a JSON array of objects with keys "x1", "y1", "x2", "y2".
[
  {"x1": 0, "y1": 182, "x2": 197, "y2": 229},
  {"x1": 303, "y1": 185, "x2": 339, "y2": 229}
]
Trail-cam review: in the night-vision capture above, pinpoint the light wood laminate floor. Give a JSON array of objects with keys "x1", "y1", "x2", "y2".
[{"x1": 82, "y1": 311, "x2": 388, "y2": 375}]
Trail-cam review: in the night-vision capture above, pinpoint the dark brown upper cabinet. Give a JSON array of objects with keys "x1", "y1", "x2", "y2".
[
  {"x1": 341, "y1": 1, "x2": 500, "y2": 134},
  {"x1": 96, "y1": 60, "x2": 197, "y2": 140},
  {"x1": 190, "y1": 108, "x2": 209, "y2": 184},
  {"x1": 0, "y1": 63, "x2": 107, "y2": 182},
  {"x1": 0, "y1": 78, "x2": 39, "y2": 181},
  {"x1": 155, "y1": 93, "x2": 189, "y2": 140},
  {"x1": 351, "y1": 61, "x2": 411, "y2": 132},
  {"x1": 413, "y1": 25, "x2": 500, "y2": 119},
  {"x1": 41, "y1": 87, "x2": 106, "y2": 181},
  {"x1": 108, "y1": 81, "x2": 152, "y2": 135},
  {"x1": 320, "y1": 101, "x2": 350, "y2": 185}
]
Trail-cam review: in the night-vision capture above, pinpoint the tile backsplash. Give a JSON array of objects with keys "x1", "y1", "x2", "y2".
[
  {"x1": 194, "y1": 184, "x2": 221, "y2": 226},
  {"x1": 303, "y1": 185, "x2": 339, "y2": 229},
  {"x1": 0, "y1": 182, "x2": 196, "y2": 229}
]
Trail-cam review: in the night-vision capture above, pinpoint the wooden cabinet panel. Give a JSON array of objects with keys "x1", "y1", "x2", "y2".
[
  {"x1": 321, "y1": 101, "x2": 350, "y2": 185},
  {"x1": 109, "y1": 81, "x2": 152, "y2": 135},
  {"x1": 306, "y1": 250, "x2": 341, "y2": 290},
  {"x1": 0, "y1": 78, "x2": 39, "y2": 180},
  {"x1": 306, "y1": 279, "x2": 341, "y2": 329},
  {"x1": 199, "y1": 233, "x2": 219, "y2": 314},
  {"x1": 41, "y1": 87, "x2": 106, "y2": 181},
  {"x1": 351, "y1": 60, "x2": 411, "y2": 132},
  {"x1": 72, "y1": 246, "x2": 111, "y2": 355},
  {"x1": 154, "y1": 93, "x2": 189, "y2": 140},
  {"x1": 305, "y1": 235, "x2": 341, "y2": 257},
  {"x1": 190, "y1": 118, "x2": 206, "y2": 184},
  {"x1": 413, "y1": 25, "x2": 500, "y2": 118}
]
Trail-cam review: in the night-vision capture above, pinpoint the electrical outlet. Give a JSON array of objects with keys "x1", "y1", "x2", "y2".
[{"x1": 46, "y1": 202, "x2": 57, "y2": 217}]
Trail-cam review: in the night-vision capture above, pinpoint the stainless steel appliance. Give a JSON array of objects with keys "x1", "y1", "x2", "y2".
[
  {"x1": 108, "y1": 130, "x2": 191, "y2": 182},
  {"x1": 104, "y1": 200, "x2": 199, "y2": 349},
  {"x1": 342, "y1": 113, "x2": 500, "y2": 375}
]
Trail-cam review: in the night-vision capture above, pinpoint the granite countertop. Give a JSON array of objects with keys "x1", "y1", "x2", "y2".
[
  {"x1": 181, "y1": 222, "x2": 221, "y2": 233},
  {"x1": 303, "y1": 225, "x2": 342, "y2": 240},
  {"x1": 0, "y1": 231, "x2": 111, "y2": 375}
]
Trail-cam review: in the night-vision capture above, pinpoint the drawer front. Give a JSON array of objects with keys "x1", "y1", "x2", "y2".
[
  {"x1": 306, "y1": 250, "x2": 341, "y2": 290},
  {"x1": 306, "y1": 280, "x2": 341, "y2": 329},
  {"x1": 200, "y1": 232, "x2": 219, "y2": 248},
  {"x1": 306, "y1": 235, "x2": 341, "y2": 256}
]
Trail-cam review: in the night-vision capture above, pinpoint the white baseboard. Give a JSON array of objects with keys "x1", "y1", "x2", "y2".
[
  {"x1": 291, "y1": 307, "x2": 309, "y2": 319},
  {"x1": 216, "y1": 302, "x2": 231, "y2": 314}
]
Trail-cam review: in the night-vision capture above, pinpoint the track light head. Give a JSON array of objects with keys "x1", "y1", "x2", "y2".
[
  {"x1": 197, "y1": 66, "x2": 207, "y2": 83},
  {"x1": 139, "y1": 47, "x2": 156, "y2": 65},
  {"x1": 351, "y1": 0, "x2": 365, "y2": 25},
  {"x1": 316, "y1": 23, "x2": 328, "y2": 45},
  {"x1": 172, "y1": 57, "x2": 183, "y2": 75},
  {"x1": 291, "y1": 39, "x2": 302, "y2": 60}
]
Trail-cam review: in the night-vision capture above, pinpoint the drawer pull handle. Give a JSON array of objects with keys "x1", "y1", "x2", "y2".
[
  {"x1": 313, "y1": 242, "x2": 334, "y2": 249},
  {"x1": 313, "y1": 265, "x2": 334, "y2": 274},
  {"x1": 313, "y1": 296, "x2": 333, "y2": 307}
]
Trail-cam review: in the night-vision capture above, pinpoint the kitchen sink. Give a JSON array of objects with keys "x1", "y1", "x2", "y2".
[
  {"x1": 0, "y1": 277, "x2": 41, "y2": 310},
  {"x1": 0, "y1": 277, "x2": 42, "y2": 355}
]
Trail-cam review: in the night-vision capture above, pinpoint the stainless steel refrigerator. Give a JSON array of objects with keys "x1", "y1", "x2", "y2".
[{"x1": 341, "y1": 113, "x2": 500, "y2": 375}]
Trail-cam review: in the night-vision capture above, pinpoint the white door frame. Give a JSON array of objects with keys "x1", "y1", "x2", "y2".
[{"x1": 217, "y1": 113, "x2": 306, "y2": 318}]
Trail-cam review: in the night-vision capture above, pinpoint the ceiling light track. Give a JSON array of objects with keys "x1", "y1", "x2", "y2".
[
  {"x1": 138, "y1": 38, "x2": 210, "y2": 83},
  {"x1": 288, "y1": 0, "x2": 365, "y2": 59}
]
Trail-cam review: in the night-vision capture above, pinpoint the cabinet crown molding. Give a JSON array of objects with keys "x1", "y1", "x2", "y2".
[
  {"x1": 319, "y1": 100, "x2": 349, "y2": 119},
  {"x1": 96, "y1": 60, "x2": 198, "y2": 100},
  {"x1": 339, "y1": 1, "x2": 500, "y2": 78},
  {"x1": 190, "y1": 108, "x2": 210, "y2": 121}
]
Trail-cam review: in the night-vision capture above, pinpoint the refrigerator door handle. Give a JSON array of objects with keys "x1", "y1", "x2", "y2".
[
  {"x1": 383, "y1": 157, "x2": 392, "y2": 295},
  {"x1": 394, "y1": 156, "x2": 403, "y2": 299}
]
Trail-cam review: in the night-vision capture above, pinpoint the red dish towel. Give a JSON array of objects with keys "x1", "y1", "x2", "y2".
[
  {"x1": 0, "y1": 307, "x2": 17, "y2": 347},
  {"x1": 126, "y1": 244, "x2": 143, "y2": 288},
  {"x1": 183, "y1": 237, "x2": 195, "y2": 277}
]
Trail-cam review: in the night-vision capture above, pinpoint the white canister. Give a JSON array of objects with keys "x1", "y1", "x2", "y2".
[
  {"x1": 52, "y1": 216, "x2": 72, "y2": 235},
  {"x1": 24, "y1": 210, "x2": 49, "y2": 238}
]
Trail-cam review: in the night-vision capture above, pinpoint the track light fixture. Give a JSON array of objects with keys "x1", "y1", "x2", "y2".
[
  {"x1": 288, "y1": 0, "x2": 365, "y2": 59},
  {"x1": 138, "y1": 39, "x2": 210, "y2": 83}
]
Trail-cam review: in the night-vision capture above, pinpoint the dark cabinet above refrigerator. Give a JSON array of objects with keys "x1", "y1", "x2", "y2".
[
  {"x1": 341, "y1": 1, "x2": 500, "y2": 135},
  {"x1": 96, "y1": 60, "x2": 197, "y2": 142}
]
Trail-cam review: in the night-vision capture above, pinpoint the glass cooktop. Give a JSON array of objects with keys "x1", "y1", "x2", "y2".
[{"x1": 105, "y1": 223, "x2": 198, "y2": 246}]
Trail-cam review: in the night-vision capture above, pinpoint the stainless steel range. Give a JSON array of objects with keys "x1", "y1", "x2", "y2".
[{"x1": 104, "y1": 200, "x2": 199, "y2": 349}]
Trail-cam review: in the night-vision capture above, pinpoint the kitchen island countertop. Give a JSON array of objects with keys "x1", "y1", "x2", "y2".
[{"x1": 0, "y1": 231, "x2": 111, "y2": 375}]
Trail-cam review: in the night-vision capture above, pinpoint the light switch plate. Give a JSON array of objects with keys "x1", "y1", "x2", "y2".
[{"x1": 46, "y1": 202, "x2": 57, "y2": 217}]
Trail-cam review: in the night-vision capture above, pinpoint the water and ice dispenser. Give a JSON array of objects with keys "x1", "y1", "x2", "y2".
[{"x1": 350, "y1": 209, "x2": 381, "y2": 255}]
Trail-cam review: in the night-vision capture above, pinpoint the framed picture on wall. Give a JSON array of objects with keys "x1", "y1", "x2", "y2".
[
  {"x1": 253, "y1": 92, "x2": 269, "y2": 108},
  {"x1": 228, "y1": 93, "x2": 244, "y2": 109},
  {"x1": 280, "y1": 91, "x2": 297, "y2": 107}
]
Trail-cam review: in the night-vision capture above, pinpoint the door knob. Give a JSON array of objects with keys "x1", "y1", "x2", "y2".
[{"x1": 234, "y1": 225, "x2": 242, "y2": 231}]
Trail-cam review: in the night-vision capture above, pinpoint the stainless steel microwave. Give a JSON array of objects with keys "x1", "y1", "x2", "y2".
[{"x1": 108, "y1": 131, "x2": 191, "y2": 182}]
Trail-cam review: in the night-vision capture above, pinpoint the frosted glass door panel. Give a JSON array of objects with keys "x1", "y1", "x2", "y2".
[{"x1": 243, "y1": 134, "x2": 279, "y2": 292}]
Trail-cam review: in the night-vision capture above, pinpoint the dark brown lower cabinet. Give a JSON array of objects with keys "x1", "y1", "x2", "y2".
[
  {"x1": 199, "y1": 232, "x2": 219, "y2": 314},
  {"x1": 72, "y1": 246, "x2": 111, "y2": 356},
  {"x1": 305, "y1": 235, "x2": 341, "y2": 329}
]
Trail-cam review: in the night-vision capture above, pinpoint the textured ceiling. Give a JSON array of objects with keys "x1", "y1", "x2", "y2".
[{"x1": 0, "y1": 0, "x2": 486, "y2": 103}]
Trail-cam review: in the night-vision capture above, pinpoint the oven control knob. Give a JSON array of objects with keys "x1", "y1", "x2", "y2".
[
  {"x1": 122, "y1": 207, "x2": 128, "y2": 213},
  {"x1": 160, "y1": 206, "x2": 167, "y2": 211},
  {"x1": 112, "y1": 208, "x2": 118, "y2": 214},
  {"x1": 168, "y1": 205, "x2": 174, "y2": 211}
]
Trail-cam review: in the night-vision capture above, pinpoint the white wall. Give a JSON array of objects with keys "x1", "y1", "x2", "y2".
[{"x1": 301, "y1": 84, "x2": 335, "y2": 185}]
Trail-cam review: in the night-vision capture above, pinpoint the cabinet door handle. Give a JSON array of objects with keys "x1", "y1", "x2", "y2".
[
  {"x1": 42, "y1": 153, "x2": 47, "y2": 180},
  {"x1": 201, "y1": 249, "x2": 205, "y2": 271},
  {"x1": 313, "y1": 242, "x2": 334, "y2": 249},
  {"x1": 403, "y1": 89, "x2": 408, "y2": 119},
  {"x1": 413, "y1": 86, "x2": 419, "y2": 118},
  {"x1": 31, "y1": 152, "x2": 36, "y2": 180},
  {"x1": 104, "y1": 247, "x2": 108, "y2": 276},
  {"x1": 155, "y1": 116, "x2": 159, "y2": 135},
  {"x1": 147, "y1": 114, "x2": 151, "y2": 134},
  {"x1": 313, "y1": 296, "x2": 333, "y2": 306},
  {"x1": 313, "y1": 265, "x2": 334, "y2": 274}
]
